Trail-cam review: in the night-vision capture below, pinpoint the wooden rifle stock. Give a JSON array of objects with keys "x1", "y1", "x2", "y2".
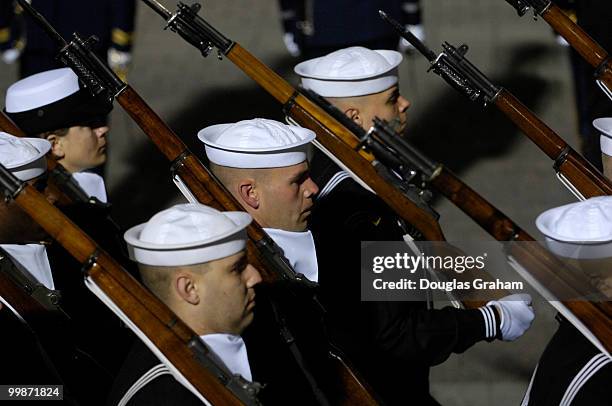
[
  {"x1": 0, "y1": 171, "x2": 255, "y2": 405},
  {"x1": 495, "y1": 90, "x2": 612, "y2": 197},
  {"x1": 0, "y1": 111, "x2": 25, "y2": 137}
]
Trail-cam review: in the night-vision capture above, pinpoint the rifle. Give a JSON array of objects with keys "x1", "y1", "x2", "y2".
[
  {"x1": 142, "y1": 0, "x2": 447, "y2": 244},
  {"x1": 503, "y1": 0, "x2": 612, "y2": 101},
  {"x1": 380, "y1": 10, "x2": 612, "y2": 201},
  {"x1": 0, "y1": 162, "x2": 261, "y2": 405},
  {"x1": 13, "y1": 0, "x2": 312, "y2": 290}
]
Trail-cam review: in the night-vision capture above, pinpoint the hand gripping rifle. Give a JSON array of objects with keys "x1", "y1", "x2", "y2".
[
  {"x1": 503, "y1": 0, "x2": 612, "y2": 101},
  {"x1": 142, "y1": 0, "x2": 447, "y2": 245},
  {"x1": 13, "y1": 0, "x2": 313, "y2": 291},
  {"x1": 348, "y1": 115, "x2": 612, "y2": 353},
  {"x1": 0, "y1": 163, "x2": 262, "y2": 405},
  {"x1": 380, "y1": 10, "x2": 612, "y2": 201}
]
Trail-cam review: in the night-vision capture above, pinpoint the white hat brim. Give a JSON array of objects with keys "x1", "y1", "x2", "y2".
[
  {"x1": 536, "y1": 207, "x2": 612, "y2": 259},
  {"x1": 124, "y1": 211, "x2": 251, "y2": 266},
  {"x1": 4, "y1": 137, "x2": 51, "y2": 181},
  {"x1": 594, "y1": 117, "x2": 612, "y2": 156},
  {"x1": 198, "y1": 124, "x2": 315, "y2": 169},
  {"x1": 295, "y1": 49, "x2": 402, "y2": 97}
]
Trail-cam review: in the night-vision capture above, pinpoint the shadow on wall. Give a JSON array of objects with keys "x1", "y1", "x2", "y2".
[
  {"x1": 406, "y1": 43, "x2": 555, "y2": 176},
  {"x1": 107, "y1": 56, "x2": 297, "y2": 228}
]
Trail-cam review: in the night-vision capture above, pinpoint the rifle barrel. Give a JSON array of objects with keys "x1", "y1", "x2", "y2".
[
  {"x1": 15, "y1": 0, "x2": 66, "y2": 46},
  {"x1": 379, "y1": 10, "x2": 436, "y2": 61}
]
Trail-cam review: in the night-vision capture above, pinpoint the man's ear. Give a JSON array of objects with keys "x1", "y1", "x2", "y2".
[
  {"x1": 238, "y1": 179, "x2": 260, "y2": 209},
  {"x1": 175, "y1": 273, "x2": 199, "y2": 305},
  {"x1": 344, "y1": 107, "x2": 363, "y2": 128},
  {"x1": 46, "y1": 133, "x2": 65, "y2": 159}
]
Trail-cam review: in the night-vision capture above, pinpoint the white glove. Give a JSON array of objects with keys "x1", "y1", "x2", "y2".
[
  {"x1": 487, "y1": 293, "x2": 535, "y2": 341},
  {"x1": 107, "y1": 48, "x2": 132, "y2": 81},
  {"x1": 399, "y1": 24, "x2": 426, "y2": 53},
  {"x1": 282, "y1": 32, "x2": 301, "y2": 57},
  {"x1": 1, "y1": 48, "x2": 21, "y2": 64}
]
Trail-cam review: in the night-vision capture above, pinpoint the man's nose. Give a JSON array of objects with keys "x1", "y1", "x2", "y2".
[
  {"x1": 397, "y1": 95, "x2": 411, "y2": 113},
  {"x1": 304, "y1": 177, "x2": 319, "y2": 197},
  {"x1": 94, "y1": 126, "x2": 109, "y2": 137},
  {"x1": 244, "y1": 264, "x2": 263, "y2": 288}
]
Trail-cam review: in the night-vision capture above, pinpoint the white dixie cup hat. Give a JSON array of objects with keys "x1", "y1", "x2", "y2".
[
  {"x1": 198, "y1": 118, "x2": 315, "y2": 169},
  {"x1": 294, "y1": 46, "x2": 403, "y2": 97},
  {"x1": 536, "y1": 196, "x2": 612, "y2": 259},
  {"x1": 124, "y1": 203, "x2": 252, "y2": 267},
  {"x1": 0, "y1": 131, "x2": 51, "y2": 181},
  {"x1": 593, "y1": 117, "x2": 612, "y2": 157}
]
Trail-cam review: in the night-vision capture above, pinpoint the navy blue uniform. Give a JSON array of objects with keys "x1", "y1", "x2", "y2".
[
  {"x1": 309, "y1": 150, "x2": 495, "y2": 405},
  {"x1": 0, "y1": 0, "x2": 136, "y2": 77},
  {"x1": 279, "y1": 0, "x2": 421, "y2": 58},
  {"x1": 522, "y1": 317, "x2": 611, "y2": 405}
]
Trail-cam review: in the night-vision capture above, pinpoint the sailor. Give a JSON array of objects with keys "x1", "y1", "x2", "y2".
[
  {"x1": 593, "y1": 117, "x2": 612, "y2": 180},
  {"x1": 0, "y1": 131, "x2": 125, "y2": 405},
  {"x1": 0, "y1": 131, "x2": 62, "y2": 389},
  {"x1": 4, "y1": 67, "x2": 112, "y2": 202},
  {"x1": 199, "y1": 118, "x2": 320, "y2": 281},
  {"x1": 522, "y1": 196, "x2": 612, "y2": 405},
  {"x1": 107, "y1": 203, "x2": 262, "y2": 405},
  {"x1": 0, "y1": 132, "x2": 56, "y2": 297},
  {"x1": 198, "y1": 118, "x2": 343, "y2": 404},
  {"x1": 294, "y1": 46, "x2": 536, "y2": 405}
]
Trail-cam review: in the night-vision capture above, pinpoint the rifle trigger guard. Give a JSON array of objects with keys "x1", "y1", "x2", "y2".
[
  {"x1": 282, "y1": 91, "x2": 299, "y2": 116},
  {"x1": 553, "y1": 145, "x2": 571, "y2": 171},
  {"x1": 81, "y1": 250, "x2": 100, "y2": 274}
]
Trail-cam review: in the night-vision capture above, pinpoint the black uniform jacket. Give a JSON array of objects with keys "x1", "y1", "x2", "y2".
[
  {"x1": 106, "y1": 339, "x2": 203, "y2": 405},
  {"x1": 308, "y1": 151, "x2": 491, "y2": 405},
  {"x1": 523, "y1": 317, "x2": 611, "y2": 405},
  {"x1": 108, "y1": 286, "x2": 341, "y2": 406}
]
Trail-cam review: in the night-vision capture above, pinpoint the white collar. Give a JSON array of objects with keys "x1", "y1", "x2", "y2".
[
  {"x1": 72, "y1": 171, "x2": 108, "y2": 203},
  {"x1": 200, "y1": 333, "x2": 252, "y2": 381},
  {"x1": 0, "y1": 244, "x2": 54, "y2": 290},
  {"x1": 263, "y1": 228, "x2": 319, "y2": 282}
]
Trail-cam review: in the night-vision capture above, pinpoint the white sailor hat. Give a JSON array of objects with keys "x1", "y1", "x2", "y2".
[
  {"x1": 4, "y1": 68, "x2": 112, "y2": 135},
  {"x1": 294, "y1": 46, "x2": 403, "y2": 97},
  {"x1": 593, "y1": 117, "x2": 612, "y2": 156},
  {"x1": 124, "y1": 203, "x2": 252, "y2": 267},
  {"x1": 198, "y1": 118, "x2": 315, "y2": 169},
  {"x1": 0, "y1": 132, "x2": 51, "y2": 181},
  {"x1": 536, "y1": 196, "x2": 612, "y2": 259}
]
